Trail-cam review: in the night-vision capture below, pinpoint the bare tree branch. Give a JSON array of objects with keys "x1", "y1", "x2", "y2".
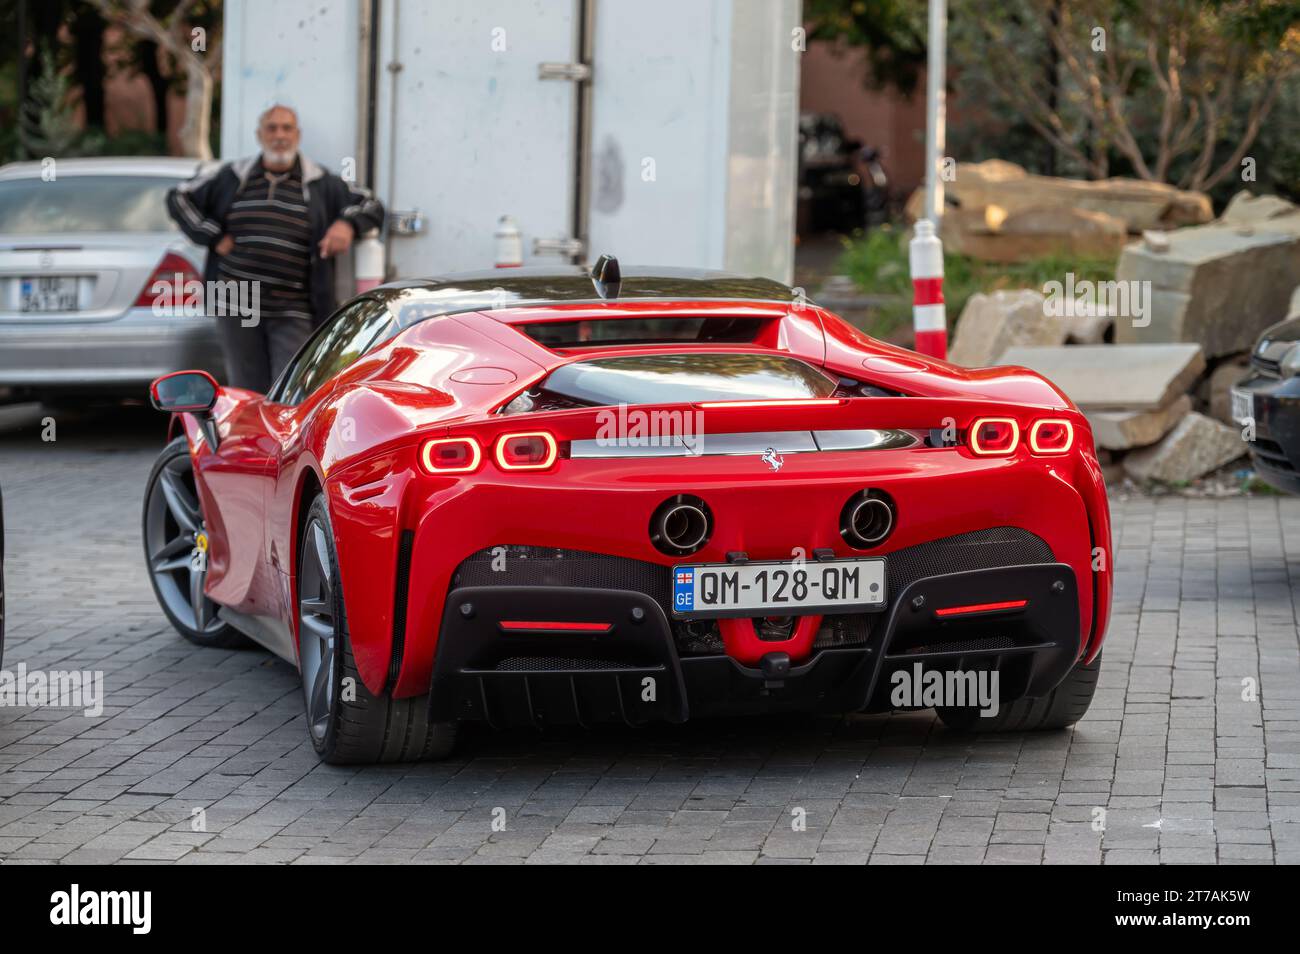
[
  {"x1": 87, "y1": 0, "x2": 216, "y2": 159},
  {"x1": 1199, "y1": 73, "x2": 1286, "y2": 190}
]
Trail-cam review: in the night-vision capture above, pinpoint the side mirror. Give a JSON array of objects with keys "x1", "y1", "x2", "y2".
[
  {"x1": 150, "y1": 370, "x2": 220, "y2": 449},
  {"x1": 150, "y1": 370, "x2": 218, "y2": 414}
]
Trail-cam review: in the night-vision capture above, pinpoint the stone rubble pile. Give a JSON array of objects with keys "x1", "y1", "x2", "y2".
[
  {"x1": 949, "y1": 289, "x2": 1255, "y2": 486},
  {"x1": 909, "y1": 182, "x2": 1300, "y2": 487},
  {"x1": 906, "y1": 159, "x2": 1213, "y2": 263}
]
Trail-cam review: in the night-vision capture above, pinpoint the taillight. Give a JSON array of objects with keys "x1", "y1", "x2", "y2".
[
  {"x1": 421, "y1": 437, "x2": 481, "y2": 474},
  {"x1": 495, "y1": 431, "x2": 558, "y2": 471},
  {"x1": 1029, "y1": 418, "x2": 1074, "y2": 454},
  {"x1": 134, "y1": 252, "x2": 202, "y2": 308},
  {"x1": 969, "y1": 417, "x2": 1019, "y2": 456}
]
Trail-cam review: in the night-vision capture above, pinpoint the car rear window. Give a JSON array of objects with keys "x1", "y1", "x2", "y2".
[
  {"x1": 520, "y1": 316, "x2": 766, "y2": 348},
  {"x1": 0, "y1": 176, "x2": 179, "y2": 234},
  {"x1": 539, "y1": 352, "x2": 837, "y2": 407}
]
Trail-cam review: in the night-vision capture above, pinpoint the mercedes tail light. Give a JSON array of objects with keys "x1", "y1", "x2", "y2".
[
  {"x1": 421, "y1": 437, "x2": 481, "y2": 474},
  {"x1": 135, "y1": 252, "x2": 202, "y2": 309},
  {"x1": 495, "y1": 431, "x2": 558, "y2": 471},
  {"x1": 969, "y1": 417, "x2": 1019, "y2": 456}
]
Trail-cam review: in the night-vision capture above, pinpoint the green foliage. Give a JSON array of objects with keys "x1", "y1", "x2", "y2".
[
  {"x1": 834, "y1": 225, "x2": 1117, "y2": 339},
  {"x1": 808, "y1": 0, "x2": 1300, "y2": 193},
  {"x1": 9, "y1": 39, "x2": 171, "y2": 162},
  {"x1": 1244, "y1": 473, "x2": 1284, "y2": 495},
  {"x1": 90, "y1": 128, "x2": 168, "y2": 156},
  {"x1": 19, "y1": 46, "x2": 82, "y2": 158},
  {"x1": 804, "y1": 0, "x2": 928, "y2": 93}
]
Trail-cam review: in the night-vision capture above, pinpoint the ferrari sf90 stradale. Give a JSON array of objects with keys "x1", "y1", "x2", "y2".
[{"x1": 144, "y1": 258, "x2": 1111, "y2": 763}]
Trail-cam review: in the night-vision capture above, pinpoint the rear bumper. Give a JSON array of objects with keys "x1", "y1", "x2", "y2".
[
  {"x1": 428, "y1": 560, "x2": 1081, "y2": 727},
  {"x1": 323, "y1": 435, "x2": 1113, "y2": 698},
  {"x1": 0, "y1": 309, "x2": 224, "y2": 391}
]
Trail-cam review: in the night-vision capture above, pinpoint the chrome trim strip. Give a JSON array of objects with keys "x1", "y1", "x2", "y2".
[
  {"x1": 570, "y1": 438, "x2": 693, "y2": 458},
  {"x1": 568, "y1": 428, "x2": 918, "y2": 459},
  {"x1": 813, "y1": 428, "x2": 919, "y2": 451},
  {"x1": 695, "y1": 430, "x2": 819, "y2": 456}
]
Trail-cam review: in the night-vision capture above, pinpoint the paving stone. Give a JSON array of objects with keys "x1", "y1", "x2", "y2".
[{"x1": 1, "y1": 415, "x2": 1298, "y2": 864}]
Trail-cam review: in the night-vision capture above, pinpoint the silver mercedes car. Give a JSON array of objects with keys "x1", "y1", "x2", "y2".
[{"x1": 0, "y1": 156, "x2": 225, "y2": 400}]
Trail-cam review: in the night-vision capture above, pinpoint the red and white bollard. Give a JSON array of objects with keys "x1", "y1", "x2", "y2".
[
  {"x1": 354, "y1": 228, "x2": 384, "y2": 293},
  {"x1": 908, "y1": 219, "x2": 947, "y2": 359},
  {"x1": 495, "y1": 215, "x2": 523, "y2": 268}
]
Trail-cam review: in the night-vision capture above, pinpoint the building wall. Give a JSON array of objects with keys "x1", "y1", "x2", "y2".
[
  {"x1": 724, "y1": 0, "x2": 801, "y2": 281},
  {"x1": 798, "y1": 39, "x2": 930, "y2": 197},
  {"x1": 220, "y1": 1, "x2": 360, "y2": 172}
]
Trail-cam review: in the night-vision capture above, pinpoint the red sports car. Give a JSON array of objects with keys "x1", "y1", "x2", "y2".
[{"x1": 143, "y1": 260, "x2": 1111, "y2": 763}]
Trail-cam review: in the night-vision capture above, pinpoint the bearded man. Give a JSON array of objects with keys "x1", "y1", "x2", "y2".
[{"x1": 166, "y1": 104, "x2": 385, "y2": 391}]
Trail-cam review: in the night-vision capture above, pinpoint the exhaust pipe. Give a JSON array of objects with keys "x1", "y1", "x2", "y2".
[
  {"x1": 650, "y1": 494, "x2": 712, "y2": 556},
  {"x1": 840, "y1": 490, "x2": 895, "y2": 548}
]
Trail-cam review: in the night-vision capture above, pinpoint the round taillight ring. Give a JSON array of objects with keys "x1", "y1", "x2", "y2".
[
  {"x1": 1029, "y1": 418, "x2": 1074, "y2": 455},
  {"x1": 969, "y1": 417, "x2": 1020, "y2": 456},
  {"x1": 495, "y1": 431, "x2": 559, "y2": 471},
  {"x1": 421, "y1": 437, "x2": 481, "y2": 474}
]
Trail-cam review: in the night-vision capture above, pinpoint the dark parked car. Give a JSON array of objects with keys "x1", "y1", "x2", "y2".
[{"x1": 1233, "y1": 314, "x2": 1300, "y2": 493}]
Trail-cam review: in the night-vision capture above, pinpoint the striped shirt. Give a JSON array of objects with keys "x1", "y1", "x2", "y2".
[{"x1": 217, "y1": 158, "x2": 314, "y2": 320}]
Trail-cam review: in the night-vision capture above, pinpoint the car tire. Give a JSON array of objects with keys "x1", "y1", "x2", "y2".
[
  {"x1": 142, "y1": 436, "x2": 246, "y2": 648},
  {"x1": 297, "y1": 493, "x2": 457, "y2": 764},
  {"x1": 936, "y1": 652, "x2": 1101, "y2": 732}
]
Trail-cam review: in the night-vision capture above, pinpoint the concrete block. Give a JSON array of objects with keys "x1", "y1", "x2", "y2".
[{"x1": 999, "y1": 343, "x2": 1205, "y2": 411}]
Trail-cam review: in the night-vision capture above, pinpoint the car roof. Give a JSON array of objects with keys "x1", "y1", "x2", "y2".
[
  {"x1": 374, "y1": 266, "x2": 799, "y2": 328},
  {"x1": 0, "y1": 156, "x2": 211, "y2": 181}
]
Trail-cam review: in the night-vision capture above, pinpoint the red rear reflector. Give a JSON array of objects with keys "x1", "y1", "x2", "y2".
[
  {"x1": 697, "y1": 399, "x2": 841, "y2": 409},
  {"x1": 496, "y1": 431, "x2": 558, "y2": 470},
  {"x1": 1029, "y1": 418, "x2": 1074, "y2": 454},
  {"x1": 934, "y1": 599, "x2": 1028, "y2": 618},
  {"x1": 421, "y1": 437, "x2": 481, "y2": 474},
  {"x1": 969, "y1": 417, "x2": 1019, "y2": 455},
  {"x1": 499, "y1": 620, "x2": 612, "y2": 633},
  {"x1": 135, "y1": 252, "x2": 202, "y2": 308}
]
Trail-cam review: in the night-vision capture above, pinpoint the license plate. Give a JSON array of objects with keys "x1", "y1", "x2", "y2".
[
  {"x1": 672, "y1": 557, "x2": 886, "y2": 617},
  {"x1": 20, "y1": 276, "x2": 80, "y2": 312},
  {"x1": 1231, "y1": 387, "x2": 1254, "y2": 424}
]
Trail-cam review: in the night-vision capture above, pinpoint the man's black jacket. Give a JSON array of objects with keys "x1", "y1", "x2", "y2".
[{"x1": 166, "y1": 153, "x2": 385, "y2": 326}]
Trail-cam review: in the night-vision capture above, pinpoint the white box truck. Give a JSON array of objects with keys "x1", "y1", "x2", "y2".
[{"x1": 220, "y1": 0, "x2": 801, "y2": 284}]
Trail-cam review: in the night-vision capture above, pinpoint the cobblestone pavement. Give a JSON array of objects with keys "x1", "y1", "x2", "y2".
[{"x1": 1, "y1": 408, "x2": 1297, "y2": 865}]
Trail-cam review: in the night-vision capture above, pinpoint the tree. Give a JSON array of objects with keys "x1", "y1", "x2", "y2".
[
  {"x1": 70, "y1": 3, "x2": 107, "y2": 130},
  {"x1": 807, "y1": 0, "x2": 1300, "y2": 191},
  {"x1": 19, "y1": 44, "x2": 81, "y2": 157},
  {"x1": 972, "y1": 0, "x2": 1300, "y2": 190},
  {"x1": 804, "y1": 0, "x2": 928, "y2": 94},
  {"x1": 135, "y1": 37, "x2": 170, "y2": 135},
  {"x1": 87, "y1": 0, "x2": 219, "y2": 159}
]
